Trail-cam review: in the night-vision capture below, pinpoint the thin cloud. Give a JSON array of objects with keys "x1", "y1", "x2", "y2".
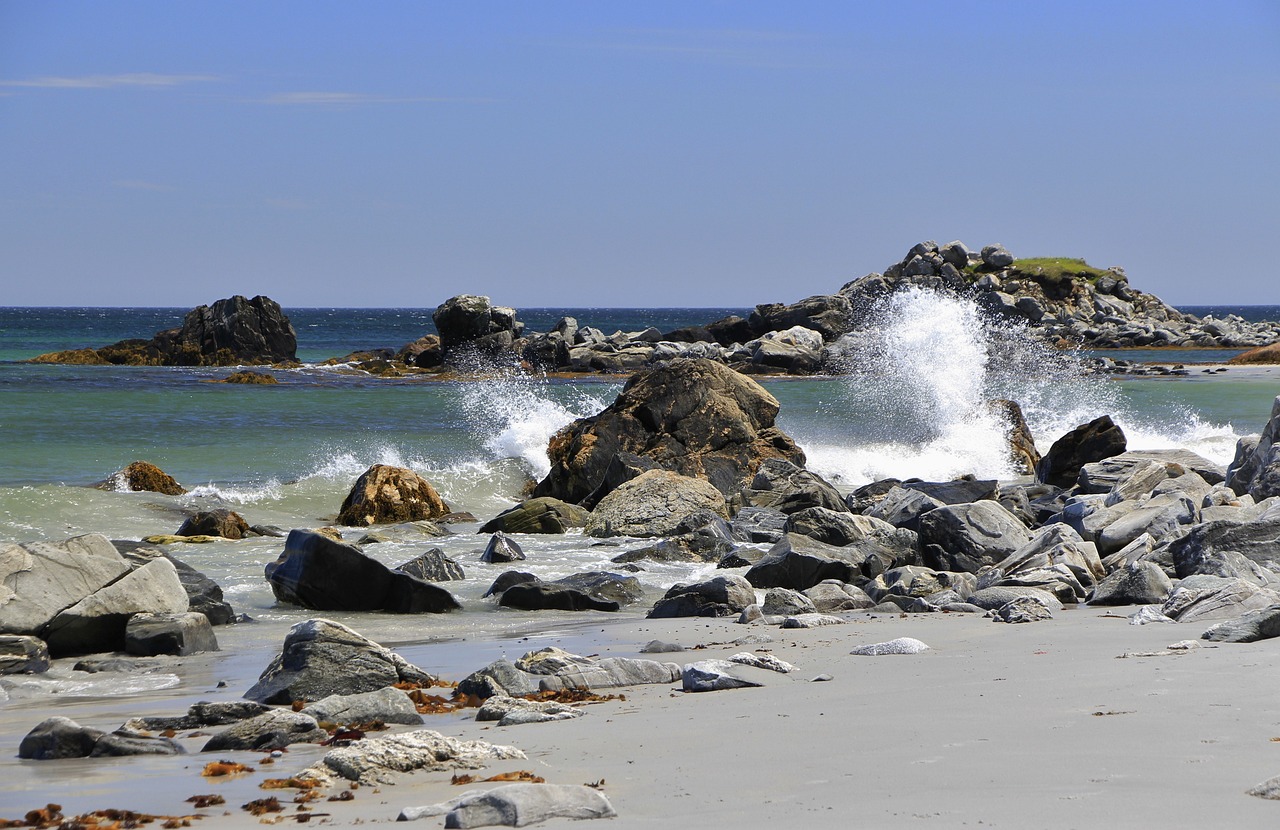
[
  {"x1": 113, "y1": 180, "x2": 174, "y2": 192},
  {"x1": 0, "y1": 73, "x2": 220, "y2": 90},
  {"x1": 255, "y1": 91, "x2": 489, "y2": 106}
]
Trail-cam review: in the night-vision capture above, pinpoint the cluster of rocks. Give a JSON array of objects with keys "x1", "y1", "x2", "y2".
[{"x1": 31, "y1": 295, "x2": 297, "y2": 367}]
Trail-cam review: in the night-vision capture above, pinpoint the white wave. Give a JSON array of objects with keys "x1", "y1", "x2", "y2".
[{"x1": 184, "y1": 480, "x2": 284, "y2": 504}]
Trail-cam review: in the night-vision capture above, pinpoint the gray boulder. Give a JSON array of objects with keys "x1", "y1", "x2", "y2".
[
  {"x1": 1202, "y1": 605, "x2": 1280, "y2": 643},
  {"x1": 1036, "y1": 416, "x2": 1127, "y2": 487},
  {"x1": 480, "y1": 532, "x2": 526, "y2": 563},
  {"x1": 649, "y1": 574, "x2": 756, "y2": 618},
  {"x1": 0, "y1": 534, "x2": 129, "y2": 637},
  {"x1": 861, "y1": 486, "x2": 943, "y2": 530},
  {"x1": 903, "y1": 478, "x2": 998, "y2": 505},
  {"x1": 116, "y1": 543, "x2": 238, "y2": 626},
  {"x1": 745, "y1": 459, "x2": 848, "y2": 515},
  {"x1": 0, "y1": 634, "x2": 50, "y2": 674},
  {"x1": 396, "y1": 548, "x2": 465, "y2": 582},
  {"x1": 499, "y1": 582, "x2": 619, "y2": 612},
  {"x1": 1227, "y1": 396, "x2": 1280, "y2": 498},
  {"x1": 43, "y1": 557, "x2": 189, "y2": 657},
  {"x1": 124, "y1": 611, "x2": 219, "y2": 656},
  {"x1": 20, "y1": 717, "x2": 185, "y2": 759},
  {"x1": 917, "y1": 501, "x2": 1032, "y2": 574},
  {"x1": 804, "y1": 580, "x2": 875, "y2": 612},
  {"x1": 1095, "y1": 493, "x2": 1198, "y2": 554},
  {"x1": 245, "y1": 618, "x2": 437, "y2": 705},
  {"x1": 966, "y1": 586, "x2": 1063, "y2": 611},
  {"x1": 1168, "y1": 518, "x2": 1280, "y2": 576},
  {"x1": 585, "y1": 470, "x2": 727, "y2": 538},
  {"x1": 265, "y1": 529, "x2": 460, "y2": 614},
  {"x1": 407, "y1": 783, "x2": 616, "y2": 827},
  {"x1": 682, "y1": 660, "x2": 763, "y2": 692},
  {"x1": 456, "y1": 659, "x2": 540, "y2": 700},
  {"x1": 123, "y1": 701, "x2": 270, "y2": 732},
  {"x1": 475, "y1": 696, "x2": 582, "y2": 726},
  {"x1": 202, "y1": 709, "x2": 328, "y2": 752},
  {"x1": 301, "y1": 687, "x2": 424, "y2": 726},
  {"x1": 536, "y1": 657, "x2": 681, "y2": 692},
  {"x1": 993, "y1": 595, "x2": 1054, "y2": 623},
  {"x1": 1161, "y1": 575, "x2": 1280, "y2": 623},
  {"x1": 731, "y1": 506, "x2": 789, "y2": 543},
  {"x1": 745, "y1": 533, "x2": 889, "y2": 591},
  {"x1": 761, "y1": 587, "x2": 816, "y2": 616},
  {"x1": 1089, "y1": 561, "x2": 1174, "y2": 606},
  {"x1": 981, "y1": 243, "x2": 1014, "y2": 269}
]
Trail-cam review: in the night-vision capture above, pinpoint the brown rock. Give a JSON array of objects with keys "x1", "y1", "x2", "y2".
[
  {"x1": 1228, "y1": 342, "x2": 1280, "y2": 365},
  {"x1": 176, "y1": 509, "x2": 250, "y2": 540},
  {"x1": 98, "y1": 461, "x2": 187, "y2": 496},
  {"x1": 534, "y1": 358, "x2": 806, "y2": 503},
  {"x1": 221, "y1": 370, "x2": 278, "y2": 384},
  {"x1": 990, "y1": 399, "x2": 1041, "y2": 475},
  {"x1": 337, "y1": 464, "x2": 451, "y2": 526}
]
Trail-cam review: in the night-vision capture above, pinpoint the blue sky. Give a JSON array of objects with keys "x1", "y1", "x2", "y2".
[{"x1": 2, "y1": 1, "x2": 1277, "y2": 308}]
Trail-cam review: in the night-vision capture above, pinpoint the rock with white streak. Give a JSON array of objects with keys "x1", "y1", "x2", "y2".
[
  {"x1": 475, "y1": 696, "x2": 583, "y2": 726},
  {"x1": 727, "y1": 652, "x2": 796, "y2": 673},
  {"x1": 850, "y1": 637, "x2": 930, "y2": 656},
  {"x1": 781, "y1": 612, "x2": 845, "y2": 628},
  {"x1": 304, "y1": 729, "x2": 525, "y2": 786},
  {"x1": 682, "y1": 660, "x2": 764, "y2": 692}
]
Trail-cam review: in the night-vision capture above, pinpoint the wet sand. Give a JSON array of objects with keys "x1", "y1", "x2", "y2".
[{"x1": 4, "y1": 607, "x2": 1280, "y2": 828}]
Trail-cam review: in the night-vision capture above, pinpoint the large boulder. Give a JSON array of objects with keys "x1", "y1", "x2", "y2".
[
  {"x1": 1227, "y1": 396, "x2": 1280, "y2": 500},
  {"x1": 585, "y1": 470, "x2": 727, "y2": 538},
  {"x1": 337, "y1": 464, "x2": 450, "y2": 526},
  {"x1": 1167, "y1": 518, "x2": 1280, "y2": 576},
  {"x1": 19, "y1": 717, "x2": 184, "y2": 760},
  {"x1": 744, "y1": 533, "x2": 890, "y2": 590},
  {"x1": 202, "y1": 710, "x2": 328, "y2": 752},
  {"x1": 744, "y1": 459, "x2": 848, "y2": 514},
  {"x1": 534, "y1": 358, "x2": 806, "y2": 503},
  {"x1": 116, "y1": 541, "x2": 238, "y2": 625},
  {"x1": 479, "y1": 497, "x2": 590, "y2": 534},
  {"x1": 499, "y1": 582, "x2": 620, "y2": 612},
  {"x1": 432, "y1": 295, "x2": 523, "y2": 356},
  {"x1": 916, "y1": 501, "x2": 1032, "y2": 574},
  {"x1": 0, "y1": 534, "x2": 130, "y2": 636},
  {"x1": 1036, "y1": 416, "x2": 1127, "y2": 487},
  {"x1": 124, "y1": 611, "x2": 219, "y2": 656},
  {"x1": 266, "y1": 529, "x2": 460, "y2": 614},
  {"x1": 245, "y1": 618, "x2": 437, "y2": 705},
  {"x1": 165, "y1": 295, "x2": 297, "y2": 365},
  {"x1": 176, "y1": 509, "x2": 250, "y2": 540},
  {"x1": 42, "y1": 557, "x2": 189, "y2": 657},
  {"x1": 648, "y1": 574, "x2": 756, "y2": 618}
]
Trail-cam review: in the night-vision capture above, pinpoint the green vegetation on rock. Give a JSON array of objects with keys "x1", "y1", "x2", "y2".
[{"x1": 1010, "y1": 257, "x2": 1110, "y2": 282}]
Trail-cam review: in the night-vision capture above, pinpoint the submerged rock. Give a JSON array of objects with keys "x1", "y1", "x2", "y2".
[{"x1": 97, "y1": 461, "x2": 187, "y2": 495}]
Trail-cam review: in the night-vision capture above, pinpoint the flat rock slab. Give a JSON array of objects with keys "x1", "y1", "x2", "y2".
[
  {"x1": 682, "y1": 660, "x2": 764, "y2": 692},
  {"x1": 301, "y1": 686, "x2": 424, "y2": 726},
  {"x1": 475, "y1": 696, "x2": 583, "y2": 726},
  {"x1": 1201, "y1": 604, "x2": 1280, "y2": 643},
  {"x1": 400, "y1": 783, "x2": 617, "y2": 826},
  {"x1": 781, "y1": 613, "x2": 845, "y2": 629},
  {"x1": 303, "y1": 729, "x2": 525, "y2": 786},
  {"x1": 201, "y1": 709, "x2": 327, "y2": 752},
  {"x1": 850, "y1": 637, "x2": 931, "y2": 656}
]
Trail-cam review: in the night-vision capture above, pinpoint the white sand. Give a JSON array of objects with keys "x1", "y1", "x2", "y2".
[{"x1": 4, "y1": 608, "x2": 1280, "y2": 828}]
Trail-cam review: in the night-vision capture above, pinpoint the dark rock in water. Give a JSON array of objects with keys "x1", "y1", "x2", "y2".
[
  {"x1": 903, "y1": 477, "x2": 998, "y2": 506},
  {"x1": 0, "y1": 635, "x2": 50, "y2": 674},
  {"x1": 917, "y1": 501, "x2": 1033, "y2": 574},
  {"x1": 337, "y1": 464, "x2": 450, "y2": 526},
  {"x1": 555, "y1": 571, "x2": 645, "y2": 606},
  {"x1": 97, "y1": 461, "x2": 187, "y2": 495},
  {"x1": 1036, "y1": 415, "x2": 1127, "y2": 487},
  {"x1": 116, "y1": 541, "x2": 238, "y2": 626},
  {"x1": 125, "y1": 701, "x2": 270, "y2": 732},
  {"x1": 648, "y1": 574, "x2": 756, "y2": 618},
  {"x1": 244, "y1": 618, "x2": 437, "y2": 705},
  {"x1": 201, "y1": 710, "x2": 328, "y2": 752},
  {"x1": 221, "y1": 369, "x2": 277, "y2": 384},
  {"x1": 125, "y1": 611, "x2": 219, "y2": 656},
  {"x1": 499, "y1": 582, "x2": 620, "y2": 612},
  {"x1": 265, "y1": 529, "x2": 460, "y2": 614},
  {"x1": 396, "y1": 548, "x2": 465, "y2": 582},
  {"x1": 480, "y1": 531, "x2": 526, "y2": 563},
  {"x1": 731, "y1": 506, "x2": 789, "y2": 543},
  {"x1": 483, "y1": 570, "x2": 538, "y2": 598},
  {"x1": 744, "y1": 533, "x2": 890, "y2": 591},
  {"x1": 432, "y1": 294, "x2": 524, "y2": 356},
  {"x1": 19, "y1": 717, "x2": 185, "y2": 760},
  {"x1": 586, "y1": 470, "x2": 727, "y2": 538},
  {"x1": 1202, "y1": 605, "x2": 1280, "y2": 643},
  {"x1": 745, "y1": 459, "x2": 848, "y2": 515},
  {"x1": 398, "y1": 334, "x2": 443, "y2": 368},
  {"x1": 580, "y1": 452, "x2": 660, "y2": 511},
  {"x1": 479, "y1": 497, "x2": 590, "y2": 534},
  {"x1": 534, "y1": 358, "x2": 806, "y2": 503},
  {"x1": 42, "y1": 557, "x2": 190, "y2": 657},
  {"x1": 176, "y1": 508, "x2": 250, "y2": 540}
]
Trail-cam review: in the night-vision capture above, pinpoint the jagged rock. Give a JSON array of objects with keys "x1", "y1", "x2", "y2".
[
  {"x1": 784, "y1": 507, "x2": 912, "y2": 549},
  {"x1": 43, "y1": 557, "x2": 189, "y2": 657},
  {"x1": 917, "y1": 501, "x2": 1032, "y2": 573},
  {"x1": 175, "y1": 509, "x2": 249, "y2": 540},
  {"x1": 265, "y1": 529, "x2": 460, "y2": 614},
  {"x1": 682, "y1": 660, "x2": 763, "y2": 692},
  {"x1": 396, "y1": 548, "x2": 465, "y2": 582},
  {"x1": 993, "y1": 524, "x2": 1106, "y2": 590},
  {"x1": 992, "y1": 595, "x2": 1054, "y2": 623},
  {"x1": 1037, "y1": 416, "x2": 1127, "y2": 487},
  {"x1": 745, "y1": 533, "x2": 891, "y2": 590},
  {"x1": 0, "y1": 534, "x2": 131, "y2": 637},
  {"x1": 744, "y1": 459, "x2": 848, "y2": 514},
  {"x1": 475, "y1": 696, "x2": 583, "y2": 726},
  {"x1": 20, "y1": 717, "x2": 185, "y2": 759},
  {"x1": 244, "y1": 618, "x2": 438, "y2": 705},
  {"x1": 554, "y1": 572, "x2": 644, "y2": 606},
  {"x1": 0, "y1": 635, "x2": 50, "y2": 674},
  {"x1": 534, "y1": 358, "x2": 806, "y2": 503},
  {"x1": 202, "y1": 709, "x2": 327, "y2": 752},
  {"x1": 1167, "y1": 518, "x2": 1280, "y2": 576},
  {"x1": 98, "y1": 461, "x2": 187, "y2": 495},
  {"x1": 301, "y1": 687, "x2": 424, "y2": 726},
  {"x1": 849, "y1": 637, "x2": 930, "y2": 655},
  {"x1": 966, "y1": 586, "x2": 1063, "y2": 611},
  {"x1": 585, "y1": 470, "x2": 727, "y2": 538},
  {"x1": 749, "y1": 295, "x2": 855, "y2": 341},
  {"x1": 648, "y1": 574, "x2": 756, "y2": 618},
  {"x1": 337, "y1": 464, "x2": 450, "y2": 526},
  {"x1": 727, "y1": 652, "x2": 796, "y2": 673},
  {"x1": 432, "y1": 295, "x2": 523, "y2": 356},
  {"x1": 479, "y1": 498, "x2": 590, "y2": 534},
  {"x1": 124, "y1": 611, "x2": 219, "y2": 656},
  {"x1": 480, "y1": 532, "x2": 526, "y2": 563},
  {"x1": 1096, "y1": 492, "x2": 1198, "y2": 554}
]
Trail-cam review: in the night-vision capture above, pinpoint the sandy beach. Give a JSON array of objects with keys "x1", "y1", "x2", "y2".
[{"x1": 4, "y1": 605, "x2": 1280, "y2": 829}]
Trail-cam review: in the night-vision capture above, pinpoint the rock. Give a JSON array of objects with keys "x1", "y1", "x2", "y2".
[
  {"x1": 1036, "y1": 416, "x2": 1127, "y2": 487},
  {"x1": 861, "y1": 486, "x2": 943, "y2": 531},
  {"x1": 1202, "y1": 605, "x2": 1280, "y2": 643},
  {"x1": 475, "y1": 696, "x2": 583, "y2": 726},
  {"x1": 1089, "y1": 561, "x2": 1174, "y2": 606},
  {"x1": 170, "y1": 295, "x2": 297, "y2": 364},
  {"x1": 1161, "y1": 575, "x2": 1280, "y2": 623},
  {"x1": 745, "y1": 533, "x2": 890, "y2": 590},
  {"x1": 221, "y1": 369, "x2": 277, "y2": 384},
  {"x1": 749, "y1": 295, "x2": 855, "y2": 341},
  {"x1": 244, "y1": 618, "x2": 437, "y2": 705},
  {"x1": 1168, "y1": 519, "x2": 1280, "y2": 576},
  {"x1": 201, "y1": 709, "x2": 328, "y2": 752},
  {"x1": 744, "y1": 459, "x2": 848, "y2": 514},
  {"x1": 749, "y1": 326, "x2": 824, "y2": 373},
  {"x1": 99, "y1": 461, "x2": 187, "y2": 495},
  {"x1": 727, "y1": 652, "x2": 796, "y2": 673},
  {"x1": 1096, "y1": 493, "x2": 1198, "y2": 554},
  {"x1": 682, "y1": 660, "x2": 763, "y2": 692},
  {"x1": 19, "y1": 717, "x2": 185, "y2": 759},
  {"x1": 432, "y1": 295, "x2": 523, "y2": 356},
  {"x1": 784, "y1": 507, "x2": 916, "y2": 551},
  {"x1": 479, "y1": 498, "x2": 590, "y2": 534},
  {"x1": 1102, "y1": 461, "x2": 1172, "y2": 505},
  {"x1": 306, "y1": 729, "x2": 525, "y2": 787},
  {"x1": 534, "y1": 358, "x2": 806, "y2": 503},
  {"x1": 554, "y1": 572, "x2": 644, "y2": 606},
  {"x1": 585, "y1": 470, "x2": 727, "y2": 538},
  {"x1": 731, "y1": 506, "x2": 789, "y2": 543},
  {"x1": 0, "y1": 534, "x2": 130, "y2": 637},
  {"x1": 804, "y1": 581, "x2": 875, "y2": 612},
  {"x1": 1247, "y1": 774, "x2": 1280, "y2": 800},
  {"x1": 761, "y1": 587, "x2": 817, "y2": 616},
  {"x1": 781, "y1": 613, "x2": 846, "y2": 628},
  {"x1": 456, "y1": 659, "x2": 540, "y2": 700},
  {"x1": 265, "y1": 529, "x2": 460, "y2": 614},
  {"x1": 499, "y1": 582, "x2": 619, "y2": 612},
  {"x1": 993, "y1": 524, "x2": 1105, "y2": 592},
  {"x1": 0, "y1": 635, "x2": 50, "y2": 674},
  {"x1": 981, "y1": 244, "x2": 1014, "y2": 269},
  {"x1": 1227, "y1": 396, "x2": 1280, "y2": 500},
  {"x1": 43, "y1": 557, "x2": 189, "y2": 657},
  {"x1": 175, "y1": 508, "x2": 250, "y2": 540},
  {"x1": 124, "y1": 611, "x2": 219, "y2": 656},
  {"x1": 123, "y1": 701, "x2": 270, "y2": 732},
  {"x1": 579, "y1": 452, "x2": 660, "y2": 511},
  {"x1": 337, "y1": 464, "x2": 450, "y2": 526},
  {"x1": 301, "y1": 687, "x2": 424, "y2": 726},
  {"x1": 966, "y1": 586, "x2": 1063, "y2": 611},
  {"x1": 903, "y1": 478, "x2": 998, "y2": 505},
  {"x1": 115, "y1": 542, "x2": 237, "y2": 625},
  {"x1": 993, "y1": 595, "x2": 1054, "y2": 623},
  {"x1": 483, "y1": 571, "x2": 538, "y2": 598},
  {"x1": 849, "y1": 637, "x2": 930, "y2": 655},
  {"x1": 396, "y1": 548, "x2": 465, "y2": 582},
  {"x1": 1122, "y1": 449, "x2": 1226, "y2": 485},
  {"x1": 535, "y1": 657, "x2": 681, "y2": 692},
  {"x1": 480, "y1": 532, "x2": 526, "y2": 563},
  {"x1": 640, "y1": 640, "x2": 684, "y2": 653},
  {"x1": 917, "y1": 501, "x2": 1032, "y2": 573},
  {"x1": 411, "y1": 783, "x2": 616, "y2": 827},
  {"x1": 648, "y1": 574, "x2": 756, "y2": 618}
]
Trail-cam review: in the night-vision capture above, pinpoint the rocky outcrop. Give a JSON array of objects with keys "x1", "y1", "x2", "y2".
[
  {"x1": 32, "y1": 296, "x2": 297, "y2": 366},
  {"x1": 1037, "y1": 416, "x2": 1127, "y2": 487},
  {"x1": 534, "y1": 358, "x2": 806, "y2": 503},
  {"x1": 97, "y1": 461, "x2": 187, "y2": 495},
  {"x1": 432, "y1": 294, "x2": 524, "y2": 358},
  {"x1": 1227, "y1": 396, "x2": 1280, "y2": 500},
  {"x1": 337, "y1": 464, "x2": 450, "y2": 526},
  {"x1": 265, "y1": 529, "x2": 461, "y2": 614}
]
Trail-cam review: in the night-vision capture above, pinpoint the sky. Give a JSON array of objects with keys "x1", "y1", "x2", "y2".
[{"x1": 1, "y1": 1, "x2": 1278, "y2": 309}]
